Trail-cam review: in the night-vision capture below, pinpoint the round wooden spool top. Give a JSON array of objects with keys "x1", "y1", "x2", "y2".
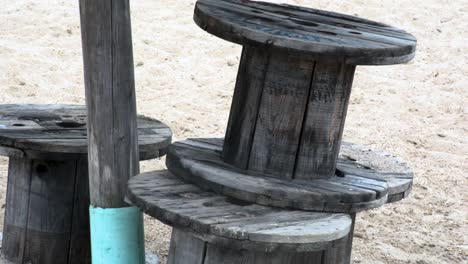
[
  {"x1": 127, "y1": 170, "x2": 352, "y2": 253},
  {"x1": 194, "y1": 0, "x2": 417, "y2": 65},
  {"x1": 0, "y1": 104, "x2": 172, "y2": 160}
]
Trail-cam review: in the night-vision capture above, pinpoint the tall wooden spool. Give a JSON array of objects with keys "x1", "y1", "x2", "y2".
[
  {"x1": 127, "y1": 0, "x2": 417, "y2": 263},
  {"x1": 0, "y1": 104, "x2": 172, "y2": 264}
]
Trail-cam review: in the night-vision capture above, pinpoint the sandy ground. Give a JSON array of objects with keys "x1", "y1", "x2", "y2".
[{"x1": 0, "y1": 0, "x2": 467, "y2": 263}]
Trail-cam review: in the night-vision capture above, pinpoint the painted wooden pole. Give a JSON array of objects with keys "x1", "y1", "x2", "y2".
[{"x1": 79, "y1": 0, "x2": 145, "y2": 263}]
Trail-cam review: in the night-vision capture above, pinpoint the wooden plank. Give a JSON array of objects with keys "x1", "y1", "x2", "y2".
[
  {"x1": 68, "y1": 157, "x2": 91, "y2": 264},
  {"x1": 204, "y1": 243, "x2": 324, "y2": 264},
  {"x1": 248, "y1": 51, "x2": 314, "y2": 179},
  {"x1": 222, "y1": 46, "x2": 269, "y2": 169},
  {"x1": 294, "y1": 62, "x2": 355, "y2": 180},
  {"x1": 23, "y1": 159, "x2": 77, "y2": 263},
  {"x1": 167, "y1": 229, "x2": 206, "y2": 264},
  {"x1": 2, "y1": 158, "x2": 32, "y2": 263},
  {"x1": 166, "y1": 230, "x2": 332, "y2": 264}
]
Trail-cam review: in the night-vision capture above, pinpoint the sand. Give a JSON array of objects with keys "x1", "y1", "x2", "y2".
[{"x1": 0, "y1": 0, "x2": 467, "y2": 263}]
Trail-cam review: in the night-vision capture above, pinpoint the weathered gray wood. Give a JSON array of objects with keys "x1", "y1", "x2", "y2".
[
  {"x1": 0, "y1": 103, "x2": 171, "y2": 263},
  {"x1": 294, "y1": 62, "x2": 355, "y2": 180},
  {"x1": 2, "y1": 158, "x2": 32, "y2": 263},
  {"x1": 2, "y1": 157, "x2": 91, "y2": 264},
  {"x1": 194, "y1": 0, "x2": 416, "y2": 65},
  {"x1": 80, "y1": 0, "x2": 139, "y2": 207},
  {"x1": 167, "y1": 229, "x2": 206, "y2": 264},
  {"x1": 222, "y1": 46, "x2": 269, "y2": 169},
  {"x1": 247, "y1": 51, "x2": 314, "y2": 179},
  {"x1": 24, "y1": 160, "x2": 77, "y2": 263},
  {"x1": 126, "y1": 170, "x2": 352, "y2": 253},
  {"x1": 222, "y1": 47, "x2": 357, "y2": 180},
  {"x1": 337, "y1": 142, "x2": 413, "y2": 203},
  {"x1": 166, "y1": 138, "x2": 412, "y2": 212},
  {"x1": 164, "y1": 228, "x2": 353, "y2": 264},
  {"x1": 68, "y1": 157, "x2": 91, "y2": 264},
  {"x1": 0, "y1": 104, "x2": 171, "y2": 160}
]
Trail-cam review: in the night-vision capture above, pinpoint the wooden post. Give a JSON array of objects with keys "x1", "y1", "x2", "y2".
[{"x1": 79, "y1": 0, "x2": 145, "y2": 263}]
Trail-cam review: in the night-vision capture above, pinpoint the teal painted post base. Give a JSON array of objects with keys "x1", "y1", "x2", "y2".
[{"x1": 90, "y1": 206, "x2": 145, "y2": 264}]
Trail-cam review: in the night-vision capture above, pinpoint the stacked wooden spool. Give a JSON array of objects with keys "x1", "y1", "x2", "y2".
[{"x1": 127, "y1": 0, "x2": 417, "y2": 263}]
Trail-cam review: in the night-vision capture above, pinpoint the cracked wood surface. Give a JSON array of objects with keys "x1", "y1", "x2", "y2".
[
  {"x1": 0, "y1": 104, "x2": 172, "y2": 160},
  {"x1": 126, "y1": 170, "x2": 352, "y2": 252}
]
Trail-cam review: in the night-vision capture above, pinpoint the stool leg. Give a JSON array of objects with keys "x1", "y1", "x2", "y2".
[{"x1": 2, "y1": 156, "x2": 91, "y2": 264}]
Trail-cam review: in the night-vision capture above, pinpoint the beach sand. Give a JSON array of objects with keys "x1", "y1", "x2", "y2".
[{"x1": 0, "y1": 0, "x2": 467, "y2": 263}]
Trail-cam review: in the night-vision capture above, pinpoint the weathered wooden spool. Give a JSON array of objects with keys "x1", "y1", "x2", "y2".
[
  {"x1": 0, "y1": 104, "x2": 172, "y2": 264},
  {"x1": 128, "y1": 0, "x2": 416, "y2": 263},
  {"x1": 166, "y1": 0, "x2": 417, "y2": 213}
]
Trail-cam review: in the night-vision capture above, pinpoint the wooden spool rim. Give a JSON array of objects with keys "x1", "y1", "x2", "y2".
[
  {"x1": 0, "y1": 104, "x2": 172, "y2": 160},
  {"x1": 166, "y1": 138, "x2": 413, "y2": 213},
  {"x1": 194, "y1": 0, "x2": 417, "y2": 65},
  {"x1": 126, "y1": 170, "x2": 352, "y2": 252}
]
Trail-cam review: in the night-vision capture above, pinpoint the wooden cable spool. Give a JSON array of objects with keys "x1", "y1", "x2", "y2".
[
  {"x1": 127, "y1": 0, "x2": 417, "y2": 263},
  {"x1": 0, "y1": 104, "x2": 172, "y2": 264}
]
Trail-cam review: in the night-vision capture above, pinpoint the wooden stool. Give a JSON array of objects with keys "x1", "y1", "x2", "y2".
[
  {"x1": 0, "y1": 104, "x2": 172, "y2": 264},
  {"x1": 128, "y1": 0, "x2": 417, "y2": 263}
]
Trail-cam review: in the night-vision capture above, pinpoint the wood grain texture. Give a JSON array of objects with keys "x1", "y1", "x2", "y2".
[
  {"x1": 294, "y1": 62, "x2": 355, "y2": 180},
  {"x1": 0, "y1": 104, "x2": 171, "y2": 160},
  {"x1": 2, "y1": 157, "x2": 91, "y2": 264},
  {"x1": 167, "y1": 229, "x2": 206, "y2": 264},
  {"x1": 166, "y1": 138, "x2": 413, "y2": 212},
  {"x1": 160, "y1": 228, "x2": 353, "y2": 264},
  {"x1": 222, "y1": 45, "x2": 269, "y2": 169},
  {"x1": 80, "y1": 0, "x2": 140, "y2": 207},
  {"x1": 2, "y1": 158, "x2": 32, "y2": 263},
  {"x1": 68, "y1": 157, "x2": 91, "y2": 264},
  {"x1": 247, "y1": 50, "x2": 314, "y2": 179},
  {"x1": 194, "y1": 0, "x2": 416, "y2": 65},
  {"x1": 126, "y1": 170, "x2": 352, "y2": 252},
  {"x1": 222, "y1": 47, "x2": 357, "y2": 180}
]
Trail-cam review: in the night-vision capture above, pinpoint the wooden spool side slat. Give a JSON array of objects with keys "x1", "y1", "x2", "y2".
[
  {"x1": 167, "y1": 229, "x2": 207, "y2": 264},
  {"x1": 203, "y1": 243, "x2": 324, "y2": 264},
  {"x1": 68, "y1": 157, "x2": 91, "y2": 264},
  {"x1": 24, "y1": 160, "x2": 77, "y2": 263},
  {"x1": 294, "y1": 61, "x2": 355, "y2": 179},
  {"x1": 167, "y1": 229, "x2": 352, "y2": 264},
  {"x1": 223, "y1": 46, "x2": 269, "y2": 169},
  {"x1": 2, "y1": 158, "x2": 32, "y2": 262},
  {"x1": 248, "y1": 51, "x2": 315, "y2": 179}
]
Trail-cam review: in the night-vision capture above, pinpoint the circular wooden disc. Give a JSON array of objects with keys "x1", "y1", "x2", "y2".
[
  {"x1": 0, "y1": 104, "x2": 172, "y2": 160},
  {"x1": 166, "y1": 138, "x2": 413, "y2": 213},
  {"x1": 126, "y1": 170, "x2": 352, "y2": 252},
  {"x1": 194, "y1": 0, "x2": 416, "y2": 65}
]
